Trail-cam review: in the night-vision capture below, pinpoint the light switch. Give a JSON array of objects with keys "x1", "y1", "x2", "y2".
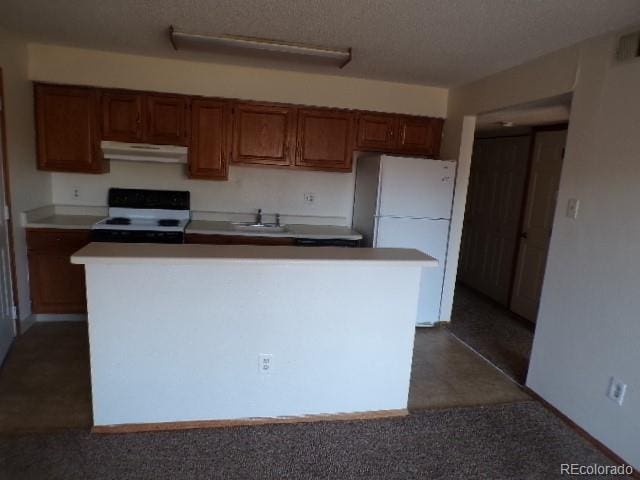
[{"x1": 566, "y1": 198, "x2": 580, "y2": 219}]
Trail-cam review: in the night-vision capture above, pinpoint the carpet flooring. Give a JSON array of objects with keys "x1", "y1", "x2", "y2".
[
  {"x1": 450, "y1": 285, "x2": 535, "y2": 384},
  {"x1": 0, "y1": 402, "x2": 621, "y2": 480}
]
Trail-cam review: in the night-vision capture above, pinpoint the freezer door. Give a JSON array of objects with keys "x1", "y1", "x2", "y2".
[
  {"x1": 378, "y1": 157, "x2": 455, "y2": 219},
  {"x1": 375, "y1": 217, "x2": 450, "y2": 325}
]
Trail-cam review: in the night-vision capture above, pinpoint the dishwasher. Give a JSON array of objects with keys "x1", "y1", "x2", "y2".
[{"x1": 294, "y1": 238, "x2": 360, "y2": 248}]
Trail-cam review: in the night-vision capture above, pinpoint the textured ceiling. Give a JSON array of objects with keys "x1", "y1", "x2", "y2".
[{"x1": 1, "y1": 0, "x2": 640, "y2": 87}]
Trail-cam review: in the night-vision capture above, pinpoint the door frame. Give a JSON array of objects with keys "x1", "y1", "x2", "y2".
[
  {"x1": 506, "y1": 123, "x2": 568, "y2": 316},
  {"x1": 0, "y1": 68, "x2": 20, "y2": 333}
]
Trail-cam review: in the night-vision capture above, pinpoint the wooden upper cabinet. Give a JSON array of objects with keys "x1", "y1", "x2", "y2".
[
  {"x1": 295, "y1": 108, "x2": 355, "y2": 171},
  {"x1": 356, "y1": 113, "x2": 398, "y2": 151},
  {"x1": 397, "y1": 116, "x2": 444, "y2": 156},
  {"x1": 145, "y1": 94, "x2": 189, "y2": 145},
  {"x1": 101, "y1": 91, "x2": 143, "y2": 142},
  {"x1": 232, "y1": 103, "x2": 296, "y2": 166},
  {"x1": 101, "y1": 91, "x2": 189, "y2": 145},
  {"x1": 188, "y1": 99, "x2": 231, "y2": 180},
  {"x1": 35, "y1": 84, "x2": 106, "y2": 173},
  {"x1": 35, "y1": 82, "x2": 445, "y2": 176}
]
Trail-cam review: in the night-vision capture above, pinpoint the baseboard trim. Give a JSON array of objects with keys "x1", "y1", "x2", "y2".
[
  {"x1": 92, "y1": 408, "x2": 408, "y2": 434},
  {"x1": 524, "y1": 387, "x2": 639, "y2": 478},
  {"x1": 33, "y1": 313, "x2": 87, "y2": 322},
  {"x1": 19, "y1": 315, "x2": 37, "y2": 334}
]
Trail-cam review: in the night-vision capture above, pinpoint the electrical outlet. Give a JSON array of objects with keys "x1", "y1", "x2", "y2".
[
  {"x1": 607, "y1": 377, "x2": 627, "y2": 406},
  {"x1": 258, "y1": 353, "x2": 273, "y2": 374},
  {"x1": 566, "y1": 198, "x2": 579, "y2": 219},
  {"x1": 72, "y1": 187, "x2": 81, "y2": 200},
  {"x1": 303, "y1": 192, "x2": 315, "y2": 205}
]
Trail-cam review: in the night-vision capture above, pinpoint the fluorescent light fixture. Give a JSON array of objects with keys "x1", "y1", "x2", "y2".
[{"x1": 169, "y1": 26, "x2": 352, "y2": 68}]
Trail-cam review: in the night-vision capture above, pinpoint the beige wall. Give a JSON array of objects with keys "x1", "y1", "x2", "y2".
[
  {"x1": 0, "y1": 29, "x2": 52, "y2": 321},
  {"x1": 445, "y1": 29, "x2": 640, "y2": 469},
  {"x1": 28, "y1": 43, "x2": 448, "y2": 224},
  {"x1": 28, "y1": 44, "x2": 448, "y2": 116}
]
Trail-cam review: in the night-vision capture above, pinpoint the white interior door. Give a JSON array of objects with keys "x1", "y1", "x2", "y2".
[
  {"x1": 376, "y1": 217, "x2": 450, "y2": 325},
  {"x1": 0, "y1": 92, "x2": 15, "y2": 363},
  {"x1": 378, "y1": 157, "x2": 455, "y2": 219},
  {"x1": 510, "y1": 130, "x2": 567, "y2": 321}
]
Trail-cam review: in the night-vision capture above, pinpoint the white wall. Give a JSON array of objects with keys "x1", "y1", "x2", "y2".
[
  {"x1": 0, "y1": 29, "x2": 52, "y2": 321},
  {"x1": 445, "y1": 29, "x2": 640, "y2": 469},
  {"x1": 82, "y1": 259, "x2": 422, "y2": 425},
  {"x1": 29, "y1": 43, "x2": 448, "y2": 224},
  {"x1": 52, "y1": 162, "x2": 356, "y2": 225}
]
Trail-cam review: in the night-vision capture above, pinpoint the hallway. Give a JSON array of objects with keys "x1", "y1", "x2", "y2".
[{"x1": 449, "y1": 284, "x2": 535, "y2": 383}]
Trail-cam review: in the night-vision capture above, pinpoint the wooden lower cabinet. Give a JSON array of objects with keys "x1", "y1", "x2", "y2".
[
  {"x1": 185, "y1": 233, "x2": 296, "y2": 246},
  {"x1": 27, "y1": 229, "x2": 91, "y2": 314}
]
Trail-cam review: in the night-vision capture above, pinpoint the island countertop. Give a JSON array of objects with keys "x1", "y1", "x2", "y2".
[{"x1": 71, "y1": 242, "x2": 437, "y2": 267}]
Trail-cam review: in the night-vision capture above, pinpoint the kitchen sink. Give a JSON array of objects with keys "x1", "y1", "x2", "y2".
[{"x1": 232, "y1": 222, "x2": 288, "y2": 233}]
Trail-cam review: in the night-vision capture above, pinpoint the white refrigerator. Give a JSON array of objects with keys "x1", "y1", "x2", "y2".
[{"x1": 352, "y1": 154, "x2": 456, "y2": 326}]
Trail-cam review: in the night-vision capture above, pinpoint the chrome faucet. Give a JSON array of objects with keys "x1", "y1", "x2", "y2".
[
  {"x1": 255, "y1": 208, "x2": 263, "y2": 226},
  {"x1": 275, "y1": 213, "x2": 281, "y2": 227}
]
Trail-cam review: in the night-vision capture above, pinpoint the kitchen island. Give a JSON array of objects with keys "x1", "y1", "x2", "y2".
[{"x1": 72, "y1": 243, "x2": 437, "y2": 431}]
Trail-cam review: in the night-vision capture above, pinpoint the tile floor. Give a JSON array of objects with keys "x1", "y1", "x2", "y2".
[
  {"x1": 0, "y1": 320, "x2": 529, "y2": 433},
  {"x1": 408, "y1": 327, "x2": 529, "y2": 410},
  {"x1": 449, "y1": 284, "x2": 535, "y2": 383}
]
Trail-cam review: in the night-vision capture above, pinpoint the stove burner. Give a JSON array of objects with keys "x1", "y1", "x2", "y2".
[
  {"x1": 158, "y1": 219, "x2": 180, "y2": 227},
  {"x1": 105, "y1": 217, "x2": 131, "y2": 225}
]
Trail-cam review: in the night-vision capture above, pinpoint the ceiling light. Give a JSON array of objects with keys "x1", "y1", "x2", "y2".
[{"x1": 169, "y1": 26, "x2": 352, "y2": 68}]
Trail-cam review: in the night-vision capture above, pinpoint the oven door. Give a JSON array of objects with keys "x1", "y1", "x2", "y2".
[{"x1": 91, "y1": 229, "x2": 184, "y2": 244}]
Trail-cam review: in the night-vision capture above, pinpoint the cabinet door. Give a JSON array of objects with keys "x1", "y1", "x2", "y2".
[
  {"x1": 397, "y1": 116, "x2": 444, "y2": 156},
  {"x1": 35, "y1": 84, "x2": 106, "y2": 173},
  {"x1": 295, "y1": 109, "x2": 354, "y2": 171},
  {"x1": 101, "y1": 91, "x2": 143, "y2": 142},
  {"x1": 145, "y1": 94, "x2": 189, "y2": 145},
  {"x1": 188, "y1": 99, "x2": 231, "y2": 180},
  {"x1": 356, "y1": 113, "x2": 397, "y2": 151},
  {"x1": 232, "y1": 103, "x2": 296, "y2": 166},
  {"x1": 26, "y1": 229, "x2": 91, "y2": 314}
]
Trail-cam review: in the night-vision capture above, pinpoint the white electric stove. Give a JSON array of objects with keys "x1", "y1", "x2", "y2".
[{"x1": 91, "y1": 188, "x2": 190, "y2": 244}]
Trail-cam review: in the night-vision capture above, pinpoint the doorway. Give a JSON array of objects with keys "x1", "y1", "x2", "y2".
[
  {"x1": 0, "y1": 68, "x2": 17, "y2": 364},
  {"x1": 451, "y1": 95, "x2": 571, "y2": 383}
]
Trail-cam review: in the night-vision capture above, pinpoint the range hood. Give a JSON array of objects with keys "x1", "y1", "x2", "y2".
[{"x1": 100, "y1": 141, "x2": 188, "y2": 164}]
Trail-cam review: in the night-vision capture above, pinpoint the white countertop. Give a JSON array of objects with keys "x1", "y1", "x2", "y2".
[
  {"x1": 23, "y1": 213, "x2": 362, "y2": 241},
  {"x1": 72, "y1": 243, "x2": 437, "y2": 267},
  {"x1": 186, "y1": 220, "x2": 362, "y2": 240},
  {"x1": 24, "y1": 214, "x2": 106, "y2": 230}
]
